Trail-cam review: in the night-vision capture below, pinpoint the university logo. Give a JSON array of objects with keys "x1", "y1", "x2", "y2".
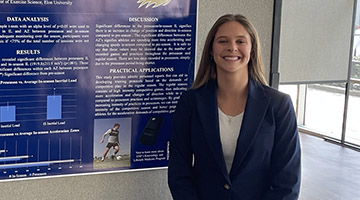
[{"x1": 137, "y1": 0, "x2": 171, "y2": 8}]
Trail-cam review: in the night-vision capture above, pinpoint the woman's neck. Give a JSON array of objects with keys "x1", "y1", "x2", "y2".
[
  {"x1": 217, "y1": 70, "x2": 248, "y2": 98},
  {"x1": 216, "y1": 70, "x2": 249, "y2": 116}
]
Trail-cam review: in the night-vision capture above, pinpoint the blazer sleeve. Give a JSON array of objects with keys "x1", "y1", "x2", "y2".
[
  {"x1": 262, "y1": 94, "x2": 301, "y2": 200},
  {"x1": 168, "y1": 92, "x2": 199, "y2": 200}
]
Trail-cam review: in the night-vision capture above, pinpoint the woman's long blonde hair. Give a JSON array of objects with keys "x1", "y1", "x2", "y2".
[{"x1": 191, "y1": 14, "x2": 267, "y2": 89}]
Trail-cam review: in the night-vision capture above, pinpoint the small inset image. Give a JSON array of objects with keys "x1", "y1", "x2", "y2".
[
  {"x1": 139, "y1": 116, "x2": 163, "y2": 146},
  {"x1": 93, "y1": 118, "x2": 131, "y2": 169}
]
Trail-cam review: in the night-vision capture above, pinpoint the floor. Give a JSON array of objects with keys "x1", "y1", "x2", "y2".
[{"x1": 299, "y1": 133, "x2": 360, "y2": 200}]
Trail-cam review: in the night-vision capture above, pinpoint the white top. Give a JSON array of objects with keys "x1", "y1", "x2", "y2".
[{"x1": 218, "y1": 108, "x2": 244, "y2": 174}]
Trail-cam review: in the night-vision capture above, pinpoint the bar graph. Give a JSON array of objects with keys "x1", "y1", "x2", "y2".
[
  {"x1": 0, "y1": 105, "x2": 16, "y2": 122},
  {"x1": 0, "y1": 86, "x2": 85, "y2": 180},
  {"x1": 0, "y1": 136, "x2": 83, "y2": 177},
  {"x1": 0, "y1": 155, "x2": 29, "y2": 162},
  {"x1": 0, "y1": 159, "x2": 75, "y2": 170},
  {"x1": 0, "y1": 87, "x2": 76, "y2": 122},
  {"x1": 47, "y1": 95, "x2": 62, "y2": 120}
]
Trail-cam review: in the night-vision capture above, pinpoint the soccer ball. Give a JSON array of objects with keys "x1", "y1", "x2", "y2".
[{"x1": 116, "y1": 155, "x2": 122, "y2": 160}]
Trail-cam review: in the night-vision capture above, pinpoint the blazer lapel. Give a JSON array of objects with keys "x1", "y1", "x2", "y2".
[
  {"x1": 195, "y1": 81, "x2": 229, "y2": 179},
  {"x1": 229, "y1": 80, "x2": 271, "y2": 177}
]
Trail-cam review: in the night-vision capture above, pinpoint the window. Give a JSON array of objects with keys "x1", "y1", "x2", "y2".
[
  {"x1": 346, "y1": 81, "x2": 360, "y2": 145},
  {"x1": 276, "y1": 0, "x2": 360, "y2": 149},
  {"x1": 279, "y1": 83, "x2": 345, "y2": 141}
]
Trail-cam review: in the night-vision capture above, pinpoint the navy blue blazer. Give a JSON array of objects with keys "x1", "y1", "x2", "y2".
[{"x1": 168, "y1": 79, "x2": 301, "y2": 200}]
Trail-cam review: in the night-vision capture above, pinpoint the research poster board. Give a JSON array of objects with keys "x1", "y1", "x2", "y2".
[{"x1": 0, "y1": 0, "x2": 196, "y2": 181}]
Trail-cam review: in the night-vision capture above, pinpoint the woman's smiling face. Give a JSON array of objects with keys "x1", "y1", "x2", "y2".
[{"x1": 212, "y1": 21, "x2": 252, "y2": 75}]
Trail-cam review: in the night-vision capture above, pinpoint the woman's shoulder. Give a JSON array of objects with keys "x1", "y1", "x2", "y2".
[
  {"x1": 183, "y1": 80, "x2": 216, "y2": 97},
  {"x1": 179, "y1": 87, "x2": 197, "y2": 99},
  {"x1": 260, "y1": 84, "x2": 293, "y2": 106},
  {"x1": 262, "y1": 84, "x2": 288, "y2": 97},
  {"x1": 260, "y1": 85, "x2": 296, "y2": 118},
  {"x1": 177, "y1": 80, "x2": 216, "y2": 108}
]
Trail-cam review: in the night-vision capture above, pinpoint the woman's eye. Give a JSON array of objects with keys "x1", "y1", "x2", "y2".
[
  {"x1": 237, "y1": 40, "x2": 245, "y2": 44},
  {"x1": 218, "y1": 40, "x2": 227, "y2": 43}
]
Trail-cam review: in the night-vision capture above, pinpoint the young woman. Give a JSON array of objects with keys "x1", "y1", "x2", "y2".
[{"x1": 168, "y1": 14, "x2": 301, "y2": 200}]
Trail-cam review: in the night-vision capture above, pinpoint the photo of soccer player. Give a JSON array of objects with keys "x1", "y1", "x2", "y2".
[
  {"x1": 93, "y1": 118, "x2": 131, "y2": 169},
  {"x1": 100, "y1": 123, "x2": 121, "y2": 162}
]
